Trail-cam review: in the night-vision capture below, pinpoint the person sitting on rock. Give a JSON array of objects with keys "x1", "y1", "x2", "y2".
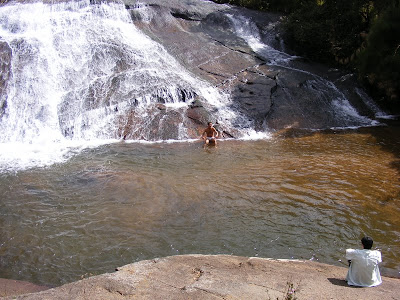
[
  {"x1": 201, "y1": 122, "x2": 218, "y2": 145},
  {"x1": 345, "y1": 236, "x2": 382, "y2": 287}
]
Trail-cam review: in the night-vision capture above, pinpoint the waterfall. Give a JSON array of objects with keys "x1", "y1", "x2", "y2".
[
  {"x1": 226, "y1": 14, "x2": 295, "y2": 66},
  {"x1": 227, "y1": 13, "x2": 381, "y2": 129},
  {"x1": 354, "y1": 87, "x2": 394, "y2": 119},
  {"x1": 0, "y1": 0, "x2": 236, "y2": 171},
  {"x1": 0, "y1": 0, "x2": 385, "y2": 171}
]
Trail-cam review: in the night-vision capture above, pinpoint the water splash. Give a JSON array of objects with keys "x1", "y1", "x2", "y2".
[
  {"x1": 354, "y1": 87, "x2": 390, "y2": 119},
  {"x1": 0, "y1": 1, "x2": 383, "y2": 172},
  {"x1": 130, "y1": 1, "x2": 154, "y2": 23},
  {"x1": 227, "y1": 14, "x2": 295, "y2": 65},
  {"x1": 227, "y1": 14, "x2": 380, "y2": 129},
  {"x1": 0, "y1": 0, "x2": 235, "y2": 171}
]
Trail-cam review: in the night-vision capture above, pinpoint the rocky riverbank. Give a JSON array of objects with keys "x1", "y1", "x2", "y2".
[{"x1": 1, "y1": 255, "x2": 399, "y2": 299}]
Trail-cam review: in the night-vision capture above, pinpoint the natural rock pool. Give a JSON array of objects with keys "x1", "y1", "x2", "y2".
[
  {"x1": 0, "y1": 0, "x2": 399, "y2": 288},
  {"x1": 1, "y1": 126, "x2": 399, "y2": 287}
]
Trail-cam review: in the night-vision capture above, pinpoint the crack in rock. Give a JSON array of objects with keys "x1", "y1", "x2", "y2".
[
  {"x1": 213, "y1": 39, "x2": 255, "y2": 57},
  {"x1": 104, "y1": 286, "x2": 125, "y2": 296},
  {"x1": 212, "y1": 39, "x2": 269, "y2": 66},
  {"x1": 171, "y1": 11, "x2": 202, "y2": 22},
  {"x1": 193, "y1": 286, "x2": 228, "y2": 299},
  {"x1": 248, "y1": 68, "x2": 279, "y2": 81},
  {"x1": 156, "y1": 279, "x2": 186, "y2": 290},
  {"x1": 217, "y1": 63, "x2": 269, "y2": 87},
  {"x1": 198, "y1": 66, "x2": 230, "y2": 80},
  {"x1": 197, "y1": 52, "x2": 231, "y2": 69}
]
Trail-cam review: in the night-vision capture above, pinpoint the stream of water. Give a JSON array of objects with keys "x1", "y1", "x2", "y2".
[{"x1": 0, "y1": 0, "x2": 399, "y2": 287}]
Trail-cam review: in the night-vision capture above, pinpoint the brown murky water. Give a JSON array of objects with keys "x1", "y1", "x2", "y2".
[{"x1": 0, "y1": 126, "x2": 399, "y2": 286}]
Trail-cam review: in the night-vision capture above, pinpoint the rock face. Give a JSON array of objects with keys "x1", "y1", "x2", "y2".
[
  {"x1": 6, "y1": 255, "x2": 400, "y2": 299},
  {"x1": 0, "y1": 278, "x2": 48, "y2": 298},
  {"x1": 124, "y1": 0, "x2": 379, "y2": 133},
  {"x1": 125, "y1": 0, "x2": 277, "y2": 134},
  {"x1": 0, "y1": 39, "x2": 12, "y2": 119},
  {"x1": 0, "y1": 0, "x2": 382, "y2": 142}
]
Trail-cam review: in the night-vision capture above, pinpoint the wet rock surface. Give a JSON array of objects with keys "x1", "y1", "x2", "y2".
[
  {"x1": 0, "y1": 40, "x2": 12, "y2": 118},
  {"x1": 3, "y1": 255, "x2": 399, "y2": 299},
  {"x1": 0, "y1": 0, "x2": 382, "y2": 140},
  {"x1": 124, "y1": 0, "x2": 380, "y2": 132}
]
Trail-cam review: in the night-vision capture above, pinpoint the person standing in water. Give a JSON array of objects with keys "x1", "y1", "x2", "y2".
[
  {"x1": 201, "y1": 122, "x2": 219, "y2": 145},
  {"x1": 345, "y1": 236, "x2": 382, "y2": 287}
]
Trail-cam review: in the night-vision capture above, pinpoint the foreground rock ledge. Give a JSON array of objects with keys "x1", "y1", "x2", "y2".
[{"x1": 3, "y1": 255, "x2": 400, "y2": 299}]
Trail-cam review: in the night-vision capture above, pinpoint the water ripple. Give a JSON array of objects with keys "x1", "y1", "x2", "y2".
[{"x1": 1, "y1": 130, "x2": 400, "y2": 285}]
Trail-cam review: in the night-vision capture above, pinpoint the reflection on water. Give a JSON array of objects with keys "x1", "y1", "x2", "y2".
[{"x1": 0, "y1": 127, "x2": 399, "y2": 286}]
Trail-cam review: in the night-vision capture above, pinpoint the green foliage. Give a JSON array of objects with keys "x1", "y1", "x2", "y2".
[
  {"x1": 211, "y1": 0, "x2": 400, "y2": 108},
  {"x1": 283, "y1": 1, "x2": 331, "y2": 61},
  {"x1": 357, "y1": 7, "x2": 400, "y2": 106},
  {"x1": 283, "y1": 0, "x2": 373, "y2": 62},
  {"x1": 283, "y1": 0, "x2": 400, "y2": 108},
  {"x1": 324, "y1": 0, "x2": 371, "y2": 59}
]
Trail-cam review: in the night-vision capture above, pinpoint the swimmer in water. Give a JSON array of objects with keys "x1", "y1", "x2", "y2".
[{"x1": 201, "y1": 122, "x2": 218, "y2": 146}]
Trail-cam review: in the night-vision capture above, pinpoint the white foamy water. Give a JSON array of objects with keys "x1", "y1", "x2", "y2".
[
  {"x1": 354, "y1": 87, "x2": 388, "y2": 119},
  {"x1": 0, "y1": 139, "x2": 119, "y2": 173},
  {"x1": 0, "y1": 1, "x2": 384, "y2": 172},
  {"x1": 226, "y1": 14, "x2": 385, "y2": 130},
  {"x1": 227, "y1": 14, "x2": 295, "y2": 65},
  {"x1": 0, "y1": 0, "x2": 240, "y2": 171},
  {"x1": 238, "y1": 130, "x2": 272, "y2": 140}
]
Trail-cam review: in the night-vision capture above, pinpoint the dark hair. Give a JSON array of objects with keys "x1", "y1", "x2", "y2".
[{"x1": 361, "y1": 236, "x2": 373, "y2": 249}]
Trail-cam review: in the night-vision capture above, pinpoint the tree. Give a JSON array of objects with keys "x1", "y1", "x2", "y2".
[
  {"x1": 211, "y1": 0, "x2": 400, "y2": 109},
  {"x1": 357, "y1": 6, "x2": 400, "y2": 108},
  {"x1": 283, "y1": 1, "x2": 331, "y2": 62}
]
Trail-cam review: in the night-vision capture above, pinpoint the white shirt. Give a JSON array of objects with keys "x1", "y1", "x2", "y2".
[{"x1": 345, "y1": 248, "x2": 382, "y2": 287}]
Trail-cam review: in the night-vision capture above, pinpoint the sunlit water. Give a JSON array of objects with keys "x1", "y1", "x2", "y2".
[
  {"x1": 0, "y1": 126, "x2": 399, "y2": 287},
  {"x1": 0, "y1": 0, "x2": 399, "y2": 288}
]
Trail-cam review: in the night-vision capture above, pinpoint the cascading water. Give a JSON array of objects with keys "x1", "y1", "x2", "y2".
[
  {"x1": 227, "y1": 14, "x2": 381, "y2": 129},
  {"x1": 0, "y1": 0, "x2": 237, "y2": 171},
  {"x1": 0, "y1": 2, "x2": 399, "y2": 288},
  {"x1": 0, "y1": 0, "x2": 384, "y2": 172},
  {"x1": 226, "y1": 14, "x2": 295, "y2": 66},
  {"x1": 354, "y1": 87, "x2": 394, "y2": 119}
]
